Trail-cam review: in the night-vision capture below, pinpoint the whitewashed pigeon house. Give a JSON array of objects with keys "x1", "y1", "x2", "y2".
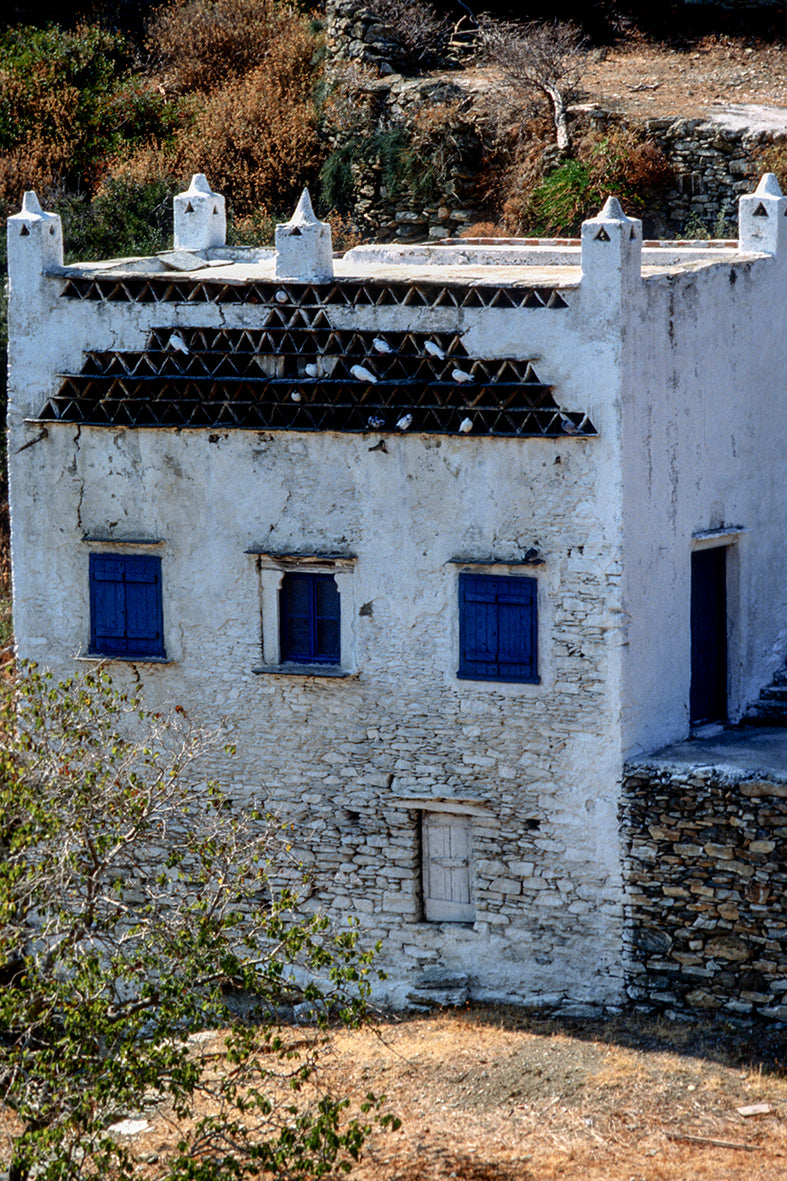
[{"x1": 7, "y1": 174, "x2": 787, "y2": 1011}]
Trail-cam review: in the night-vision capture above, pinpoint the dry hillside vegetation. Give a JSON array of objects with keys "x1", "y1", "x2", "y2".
[{"x1": 5, "y1": 1006, "x2": 785, "y2": 1180}]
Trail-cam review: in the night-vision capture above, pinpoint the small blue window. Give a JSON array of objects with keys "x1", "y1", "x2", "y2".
[
  {"x1": 280, "y1": 572, "x2": 340, "y2": 665},
  {"x1": 89, "y1": 553, "x2": 165, "y2": 659},
  {"x1": 458, "y1": 572, "x2": 538, "y2": 683}
]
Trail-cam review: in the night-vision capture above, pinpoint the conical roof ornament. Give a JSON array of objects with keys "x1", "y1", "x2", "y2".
[
  {"x1": 756, "y1": 172, "x2": 783, "y2": 198},
  {"x1": 186, "y1": 173, "x2": 214, "y2": 196},
  {"x1": 274, "y1": 187, "x2": 333, "y2": 281},
  {"x1": 288, "y1": 188, "x2": 319, "y2": 227},
  {"x1": 598, "y1": 195, "x2": 629, "y2": 222},
  {"x1": 21, "y1": 191, "x2": 44, "y2": 216}
]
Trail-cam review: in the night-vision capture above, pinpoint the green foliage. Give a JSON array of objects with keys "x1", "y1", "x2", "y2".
[
  {"x1": 57, "y1": 175, "x2": 176, "y2": 262},
  {"x1": 525, "y1": 158, "x2": 594, "y2": 236},
  {"x1": 0, "y1": 666, "x2": 396, "y2": 1180},
  {"x1": 511, "y1": 128, "x2": 674, "y2": 236}
]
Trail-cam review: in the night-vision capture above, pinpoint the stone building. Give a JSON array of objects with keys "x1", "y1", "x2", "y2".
[{"x1": 6, "y1": 173, "x2": 787, "y2": 1011}]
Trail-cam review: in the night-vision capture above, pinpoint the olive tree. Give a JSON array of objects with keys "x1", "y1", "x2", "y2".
[{"x1": 0, "y1": 665, "x2": 396, "y2": 1180}]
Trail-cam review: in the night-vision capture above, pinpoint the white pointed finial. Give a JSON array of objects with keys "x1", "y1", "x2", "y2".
[
  {"x1": 187, "y1": 173, "x2": 213, "y2": 195},
  {"x1": 580, "y1": 192, "x2": 642, "y2": 297},
  {"x1": 21, "y1": 191, "x2": 44, "y2": 216},
  {"x1": 289, "y1": 189, "x2": 318, "y2": 226},
  {"x1": 739, "y1": 171, "x2": 787, "y2": 257},
  {"x1": 598, "y1": 195, "x2": 628, "y2": 222},
  {"x1": 274, "y1": 187, "x2": 333, "y2": 281},
  {"x1": 756, "y1": 172, "x2": 783, "y2": 198},
  {"x1": 173, "y1": 173, "x2": 226, "y2": 251}
]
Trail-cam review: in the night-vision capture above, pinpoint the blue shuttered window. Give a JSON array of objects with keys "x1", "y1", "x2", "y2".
[
  {"x1": 280, "y1": 573, "x2": 340, "y2": 665},
  {"x1": 89, "y1": 553, "x2": 165, "y2": 658},
  {"x1": 458, "y1": 572, "x2": 538, "y2": 683}
]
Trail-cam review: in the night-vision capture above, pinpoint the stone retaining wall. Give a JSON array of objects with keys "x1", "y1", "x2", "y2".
[
  {"x1": 622, "y1": 762, "x2": 787, "y2": 1023},
  {"x1": 324, "y1": 2, "x2": 787, "y2": 239}
]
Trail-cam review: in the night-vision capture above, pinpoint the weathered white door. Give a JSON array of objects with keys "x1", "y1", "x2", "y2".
[{"x1": 422, "y1": 811, "x2": 474, "y2": 922}]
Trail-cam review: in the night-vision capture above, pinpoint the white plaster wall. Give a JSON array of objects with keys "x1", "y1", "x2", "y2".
[
  {"x1": 8, "y1": 270, "x2": 631, "y2": 1006},
  {"x1": 621, "y1": 254, "x2": 787, "y2": 756}
]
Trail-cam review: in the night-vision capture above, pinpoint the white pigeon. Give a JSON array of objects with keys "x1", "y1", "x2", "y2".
[
  {"x1": 304, "y1": 363, "x2": 319, "y2": 378},
  {"x1": 373, "y1": 337, "x2": 394, "y2": 354},
  {"x1": 396, "y1": 414, "x2": 413, "y2": 431},
  {"x1": 168, "y1": 332, "x2": 189, "y2": 355},
  {"x1": 452, "y1": 367, "x2": 473, "y2": 383},
  {"x1": 351, "y1": 364, "x2": 378, "y2": 383},
  {"x1": 274, "y1": 289, "x2": 288, "y2": 304},
  {"x1": 424, "y1": 341, "x2": 445, "y2": 360},
  {"x1": 291, "y1": 391, "x2": 302, "y2": 402},
  {"x1": 458, "y1": 417, "x2": 473, "y2": 433},
  {"x1": 367, "y1": 415, "x2": 385, "y2": 430},
  {"x1": 560, "y1": 414, "x2": 581, "y2": 435}
]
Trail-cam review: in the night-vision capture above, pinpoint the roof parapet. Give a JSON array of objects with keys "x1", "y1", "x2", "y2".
[
  {"x1": 739, "y1": 173, "x2": 787, "y2": 258},
  {"x1": 580, "y1": 195, "x2": 642, "y2": 301},
  {"x1": 274, "y1": 189, "x2": 333, "y2": 282},
  {"x1": 173, "y1": 173, "x2": 226, "y2": 252}
]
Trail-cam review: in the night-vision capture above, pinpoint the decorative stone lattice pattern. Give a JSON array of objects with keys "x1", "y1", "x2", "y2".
[
  {"x1": 59, "y1": 276, "x2": 570, "y2": 310},
  {"x1": 45, "y1": 284, "x2": 594, "y2": 437},
  {"x1": 622, "y1": 763, "x2": 787, "y2": 1023}
]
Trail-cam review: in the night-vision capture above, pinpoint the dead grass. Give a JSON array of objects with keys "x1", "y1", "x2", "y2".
[{"x1": 5, "y1": 1005, "x2": 784, "y2": 1179}]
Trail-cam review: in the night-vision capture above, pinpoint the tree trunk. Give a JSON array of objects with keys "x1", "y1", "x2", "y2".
[{"x1": 543, "y1": 83, "x2": 570, "y2": 155}]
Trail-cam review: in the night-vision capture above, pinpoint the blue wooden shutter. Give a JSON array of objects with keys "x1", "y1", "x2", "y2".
[
  {"x1": 90, "y1": 553, "x2": 164, "y2": 658},
  {"x1": 459, "y1": 575, "x2": 499, "y2": 678},
  {"x1": 280, "y1": 573, "x2": 313, "y2": 661},
  {"x1": 458, "y1": 573, "x2": 538, "y2": 683},
  {"x1": 123, "y1": 556, "x2": 164, "y2": 656},
  {"x1": 280, "y1": 573, "x2": 340, "y2": 664},
  {"x1": 497, "y1": 577, "x2": 537, "y2": 681}
]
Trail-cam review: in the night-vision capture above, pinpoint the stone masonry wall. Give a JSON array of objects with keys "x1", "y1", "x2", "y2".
[{"x1": 622, "y1": 763, "x2": 787, "y2": 1023}]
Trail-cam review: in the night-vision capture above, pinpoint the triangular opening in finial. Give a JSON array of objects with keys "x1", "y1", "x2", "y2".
[
  {"x1": 185, "y1": 202, "x2": 194, "y2": 214},
  {"x1": 594, "y1": 226, "x2": 611, "y2": 242},
  {"x1": 19, "y1": 224, "x2": 30, "y2": 237},
  {"x1": 753, "y1": 202, "x2": 769, "y2": 218}
]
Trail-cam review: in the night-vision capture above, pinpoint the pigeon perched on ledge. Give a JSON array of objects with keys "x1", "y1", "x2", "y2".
[
  {"x1": 168, "y1": 333, "x2": 189, "y2": 355},
  {"x1": 351, "y1": 364, "x2": 377, "y2": 383}
]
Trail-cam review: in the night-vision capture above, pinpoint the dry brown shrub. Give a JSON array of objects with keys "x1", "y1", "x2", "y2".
[
  {"x1": 148, "y1": 0, "x2": 309, "y2": 95},
  {"x1": 171, "y1": 47, "x2": 320, "y2": 216},
  {"x1": 757, "y1": 141, "x2": 787, "y2": 191}
]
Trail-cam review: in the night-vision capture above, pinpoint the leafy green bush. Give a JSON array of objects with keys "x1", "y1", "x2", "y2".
[
  {"x1": 57, "y1": 175, "x2": 176, "y2": 262},
  {"x1": 506, "y1": 126, "x2": 674, "y2": 236},
  {"x1": 0, "y1": 665, "x2": 398, "y2": 1180}
]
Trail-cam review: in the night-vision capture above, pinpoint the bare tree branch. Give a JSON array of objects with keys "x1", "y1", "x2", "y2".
[{"x1": 476, "y1": 17, "x2": 587, "y2": 154}]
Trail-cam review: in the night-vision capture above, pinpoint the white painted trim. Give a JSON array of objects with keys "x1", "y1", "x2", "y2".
[{"x1": 692, "y1": 526, "x2": 746, "y2": 549}]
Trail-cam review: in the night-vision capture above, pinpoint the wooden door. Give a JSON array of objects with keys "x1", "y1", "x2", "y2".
[{"x1": 421, "y1": 812, "x2": 474, "y2": 923}]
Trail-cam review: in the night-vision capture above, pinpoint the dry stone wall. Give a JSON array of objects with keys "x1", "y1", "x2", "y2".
[
  {"x1": 323, "y1": 1, "x2": 786, "y2": 240},
  {"x1": 622, "y1": 762, "x2": 787, "y2": 1023}
]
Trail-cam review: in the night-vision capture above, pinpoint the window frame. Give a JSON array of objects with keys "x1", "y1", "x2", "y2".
[
  {"x1": 250, "y1": 551, "x2": 356, "y2": 677},
  {"x1": 88, "y1": 551, "x2": 165, "y2": 660},
  {"x1": 457, "y1": 571, "x2": 539, "y2": 684}
]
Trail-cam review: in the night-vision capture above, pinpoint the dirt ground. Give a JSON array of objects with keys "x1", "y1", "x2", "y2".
[
  {"x1": 319, "y1": 1007, "x2": 787, "y2": 1181},
  {"x1": 9, "y1": 1005, "x2": 783, "y2": 1180},
  {"x1": 453, "y1": 35, "x2": 787, "y2": 128},
  {"x1": 579, "y1": 36, "x2": 787, "y2": 121}
]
